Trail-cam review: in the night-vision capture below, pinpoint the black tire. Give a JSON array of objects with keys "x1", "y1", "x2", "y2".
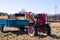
[
  {"x1": 19, "y1": 27, "x2": 25, "y2": 32},
  {"x1": 2, "y1": 26, "x2": 4, "y2": 32},
  {"x1": 0, "y1": 24, "x2": 4, "y2": 32},
  {"x1": 47, "y1": 24, "x2": 51, "y2": 35},
  {"x1": 34, "y1": 25, "x2": 38, "y2": 36},
  {"x1": 43, "y1": 24, "x2": 51, "y2": 35}
]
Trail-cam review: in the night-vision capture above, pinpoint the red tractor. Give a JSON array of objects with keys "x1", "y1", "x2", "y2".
[{"x1": 28, "y1": 14, "x2": 51, "y2": 36}]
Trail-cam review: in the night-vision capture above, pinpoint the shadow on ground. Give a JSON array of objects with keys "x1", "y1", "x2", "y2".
[
  {"x1": 12, "y1": 31, "x2": 28, "y2": 35},
  {"x1": 38, "y1": 34, "x2": 60, "y2": 39},
  {"x1": 49, "y1": 34, "x2": 60, "y2": 39},
  {"x1": 3, "y1": 31, "x2": 60, "y2": 39},
  {"x1": 3, "y1": 31, "x2": 28, "y2": 35}
]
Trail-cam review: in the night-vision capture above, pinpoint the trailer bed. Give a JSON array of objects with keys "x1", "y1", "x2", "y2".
[{"x1": 0, "y1": 20, "x2": 29, "y2": 27}]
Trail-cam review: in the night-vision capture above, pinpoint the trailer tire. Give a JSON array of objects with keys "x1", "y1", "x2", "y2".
[
  {"x1": 0, "y1": 24, "x2": 4, "y2": 32},
  {"x1": 20, "y1": 27, "x2": 24, "y2": 32}
]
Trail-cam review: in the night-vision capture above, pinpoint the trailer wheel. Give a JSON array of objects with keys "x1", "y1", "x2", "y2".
[
  {"x1": 0, "y1": 24, "x2": 4, "y2": 32},
  {"x1": 20, "y1": 27, "x2": 24, "y2": 32},
  {"x1": 28, "y1": 26, "x2": 35, "y2": 36}
]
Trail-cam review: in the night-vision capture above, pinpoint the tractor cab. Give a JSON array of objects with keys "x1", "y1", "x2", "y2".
[{"x1": 35, "y1": 14, "x2": 46, "y2": 25}]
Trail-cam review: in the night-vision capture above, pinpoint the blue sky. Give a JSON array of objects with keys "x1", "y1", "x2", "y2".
[{"x1": 0, "y1": 0, "x2": 60, "y2": 14}]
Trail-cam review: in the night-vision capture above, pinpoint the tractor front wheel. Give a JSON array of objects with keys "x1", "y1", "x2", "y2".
[{"x1": 28, "y1": 26, "x2": 35, "y2": 36}]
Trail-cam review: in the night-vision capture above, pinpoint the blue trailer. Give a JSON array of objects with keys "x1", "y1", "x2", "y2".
[{"x1": 0, "y1": 19, "x2": 29, "y2": 32}]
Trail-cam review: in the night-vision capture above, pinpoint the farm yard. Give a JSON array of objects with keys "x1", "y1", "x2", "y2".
[
  {"x1": 0, "y1": 0, "x2": 60, "y2": 40},
  {"x1": 0, "y1": 22, "x2": 60, "y2": 40},
  {"x1": 0, "y1": 12, "x2": 60, "y2": 40}
]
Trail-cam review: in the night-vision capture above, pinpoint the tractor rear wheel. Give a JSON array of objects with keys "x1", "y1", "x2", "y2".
[
  {"x1": 47, "y1": 25, "x2": 51, "y2": 35},
  {"x1": 43, "y1": 24, "x2": 51, "y2": 36}
]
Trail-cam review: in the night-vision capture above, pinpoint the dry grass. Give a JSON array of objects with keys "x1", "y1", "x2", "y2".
[
  {"x1": 0, "y1": 33, "x2": 55, "y2": 40},
  {"x1": 0, "y1": 22, "x2": 60, "y2": 40},
  {"x1": 50, "y1": 22, "x2": 60, "y2": 36}
]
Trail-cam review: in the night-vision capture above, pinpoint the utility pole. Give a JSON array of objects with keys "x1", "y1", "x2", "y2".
[{"x1": 55, "y1": 5, "x2": 57, "y2": 14}]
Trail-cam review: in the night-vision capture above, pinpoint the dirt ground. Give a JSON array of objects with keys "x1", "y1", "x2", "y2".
[{"x1": 0, "y1": 22, "x2": 60, "y2": 40}]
